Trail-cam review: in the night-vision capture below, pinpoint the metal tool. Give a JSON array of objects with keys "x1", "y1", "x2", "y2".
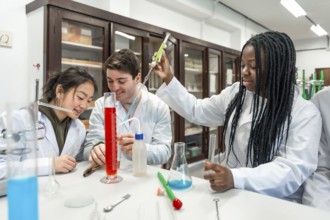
[
  {"x1": 83, "y1": 164, "x2": 101, "y2": 177},
  {"x1": 213, "y1": 198, "x2": 220, "y2": 220},
  {"x1": 103, "y1": 194, "x2": 131, "y2": 212}
]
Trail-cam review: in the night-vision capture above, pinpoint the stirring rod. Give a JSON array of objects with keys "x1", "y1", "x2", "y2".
[{"x1": 38, "y1": 101, "x2": 73, "y2": 113}]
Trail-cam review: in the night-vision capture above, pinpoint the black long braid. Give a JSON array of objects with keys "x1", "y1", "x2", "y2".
[{"x1": 222, "y1": 31, "x2": 296, "y2": 167}]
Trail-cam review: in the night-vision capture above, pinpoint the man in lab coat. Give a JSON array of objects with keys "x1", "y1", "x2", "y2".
[
  {"x1": 84, "y1": 49, "x2": 172, "y2": 167},
  {"x1": 302, "y1": 86, "x2": 330, "y2": 211}
]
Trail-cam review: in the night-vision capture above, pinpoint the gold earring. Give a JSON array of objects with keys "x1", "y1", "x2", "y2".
[{"x1": 56, "y1": 94, "x2": 62, "y2": 107}]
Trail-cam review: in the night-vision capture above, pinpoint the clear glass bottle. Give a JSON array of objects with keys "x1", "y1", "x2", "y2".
[
  {"x1": 168, "y1": 142, "x2": 192, "y2": 190},
  {"x1": 132, "y1": 133, "x2": 147, "y2": 177}
]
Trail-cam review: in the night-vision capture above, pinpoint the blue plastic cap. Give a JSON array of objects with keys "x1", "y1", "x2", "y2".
[{"x1": 135, "y1": 133, "x2": 143, "y2": 140}]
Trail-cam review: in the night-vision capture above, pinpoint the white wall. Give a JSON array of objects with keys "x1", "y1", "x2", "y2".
[
  {"x1": 296, "y1": 50, "x2": 330, "y2": 77},
  {"x1": 295, "y1": 37, "x2": 330, "y2": 77},
  {"x1": 1, "y1": 0, "x2": 329, "y2": 112},
  {"x1": 0, "y1": 0, "x2": 33, "y2": 111}
]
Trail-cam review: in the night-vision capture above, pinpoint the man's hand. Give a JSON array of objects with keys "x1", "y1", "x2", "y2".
[
  {"x1": 118, "y1": 133, "x2": 135, "y2": 158},
  {"x1": 89, "y1": 143, "x2": 106, "y2": 166}
]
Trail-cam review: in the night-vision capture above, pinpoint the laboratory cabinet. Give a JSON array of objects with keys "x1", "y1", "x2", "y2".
[{"x1": 26, "y1": 0, "x2": 240, "y2": 164}]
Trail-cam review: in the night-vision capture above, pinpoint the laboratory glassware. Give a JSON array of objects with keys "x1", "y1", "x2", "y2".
[
  {"x1": 167, "y1": 142, "x2": 192, "y2": 190},
  {"x1": 5, "y1": 102, "x2": 39, "y2": 220},
  {"x1": 206, "y1": 133, "x2": 217, "y2": 175},
  {"x1": 101, "y1": 92, "x2": 122, "y2": 184},
  {"x1": 44, "y1": 147, "x2": 60, "y2": 195}
]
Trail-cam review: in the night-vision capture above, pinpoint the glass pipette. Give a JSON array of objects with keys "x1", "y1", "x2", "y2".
[
  {"x1": 124, "y1": 32, "x2": 171, "y2": 121},
  {"x1": 38, "y1": 101, "x2": 73, "y2": 113}
]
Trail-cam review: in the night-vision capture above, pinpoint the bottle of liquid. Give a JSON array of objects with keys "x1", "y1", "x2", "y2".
[
  {"x1": 132, "y1": 133, "x2": 147, "y2": 177},
  {"x1": 168, "y1": 142, "x2": 192, "y2": 190}
]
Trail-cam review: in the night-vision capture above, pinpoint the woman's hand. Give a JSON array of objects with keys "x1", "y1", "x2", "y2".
[
  {"x1": 204, "y1": 161, "x2": 234, "y2": 192},
  {"x1": 117, "y1": 133, "x2": 135, "y2": 158},
  {"x1": 54, "y1": 155, "x2": 77, "y2": 173},
  {"x1": 153, "y1": 52, "x2": 174, "y2": 85},
  {"x1": 89, "y1": 143, "x2": 105, "y2": 166}
]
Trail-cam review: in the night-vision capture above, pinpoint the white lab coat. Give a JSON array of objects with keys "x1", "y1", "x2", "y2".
[
  {"x1": 0, "y1": 110, "x2": 86, "y2": 177},
  {"x1": 35, "y1": 112, "x2": 86, "y2": 175},
  {"x1": 84, "y1": 86, "x2": 172, "y2": 165},
  {"x1": 156, "y1": 78, "x2": 322, "y2": 202},
  {"x1": 302, "y1": 86, "x2": 330, "y2": 211}
]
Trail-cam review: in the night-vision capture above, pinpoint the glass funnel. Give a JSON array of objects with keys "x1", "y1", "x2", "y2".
[{"x1": 167, "y1": 142, "x2": 192, "y2": 190}]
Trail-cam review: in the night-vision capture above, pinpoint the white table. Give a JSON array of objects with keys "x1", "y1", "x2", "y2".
[{"x1": 1, "y1": 161, "x2": 330, "y2": 220}]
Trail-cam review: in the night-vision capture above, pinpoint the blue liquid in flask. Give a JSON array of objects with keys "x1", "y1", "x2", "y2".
[
  {"x1": 168, "y1": 179, "x2": 192, "y2": 190},
  {"x1": 7, "y1": 176, "x2": 39, "y2": 220}
]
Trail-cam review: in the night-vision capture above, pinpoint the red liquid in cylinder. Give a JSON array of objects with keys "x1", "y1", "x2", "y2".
[{"x1": 104, "y1": 107, "x2": 118, "y2": 175}]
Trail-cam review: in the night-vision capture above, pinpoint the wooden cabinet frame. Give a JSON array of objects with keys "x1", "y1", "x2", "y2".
[{"x1": 26, "y1": 0, "x2": 240, "y2": 163}]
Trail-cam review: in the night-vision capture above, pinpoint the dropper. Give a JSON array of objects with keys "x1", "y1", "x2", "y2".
[
  {"x1": 124, "y1": 32, "x2": 171, "y2": 121},
  {"x1": 119, "y1": 117, "x2": 141, "y2": 134}
]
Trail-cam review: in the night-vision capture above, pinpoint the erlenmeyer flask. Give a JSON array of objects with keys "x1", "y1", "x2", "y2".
[
  {"x1": 167, "y1": 142, "x2": 192, "y2": 190},
  {"x1": 45, "y1": 148, "x2": 60, "y2": 195}
]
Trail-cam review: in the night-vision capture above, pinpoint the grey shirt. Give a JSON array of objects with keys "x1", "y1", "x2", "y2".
[{"x1": 302, "y1": 86, "x2": 330, "y2": 211}]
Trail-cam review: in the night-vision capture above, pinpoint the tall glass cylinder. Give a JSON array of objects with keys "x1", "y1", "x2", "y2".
[
  {"x1": 101, "y1": 92, "x2": 122, "y2": 184},
  {"x1": 5, "y1": 102, "x2": 39, "y2": 220}
]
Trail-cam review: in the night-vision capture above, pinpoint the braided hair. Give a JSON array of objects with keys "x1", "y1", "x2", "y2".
[{"x1": 222, "y1": 31, "x2": 296, "y2": 167}]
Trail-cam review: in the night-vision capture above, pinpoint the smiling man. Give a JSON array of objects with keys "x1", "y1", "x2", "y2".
[{"x1": 84, "y1": 49, "x2": 172, "y2": 167}]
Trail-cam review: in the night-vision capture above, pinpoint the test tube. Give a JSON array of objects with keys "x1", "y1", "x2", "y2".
[
  {"x1": 208, "y1": 134, "x2": 216, "y2": 163},
  {"x1": 206, "y1": 134, "x2": 217, "y2": 175}
]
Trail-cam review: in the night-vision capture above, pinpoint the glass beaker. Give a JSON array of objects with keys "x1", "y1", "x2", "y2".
[
  {"x1": 100, "y1": 92, "x2": 122, "y2": 184},
  {"x1": 167, "y1": 142, "x2": 192, "y2": 190},
  {"x1": 5, "y1": 102, "x2": 39, "y2": 220}
]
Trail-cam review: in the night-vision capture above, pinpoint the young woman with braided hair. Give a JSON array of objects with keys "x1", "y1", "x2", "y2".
[{"x1": 154, "y1": 31, "x2": 322, "y2": 202}]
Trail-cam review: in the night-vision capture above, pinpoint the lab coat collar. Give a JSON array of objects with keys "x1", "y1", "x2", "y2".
[
  {"x1": 39, "y1": 112, "x2": 83, "y2": 156},
  {"x1": 116, "y1": 85, "x2": 149, "y2": 132}
]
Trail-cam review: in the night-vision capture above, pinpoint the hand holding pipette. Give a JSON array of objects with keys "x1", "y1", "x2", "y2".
[
  {"x1": 157, "y1": 171, "x2": 183, "y2": 210},
  {"x1": 153, "y1": 49, "x2": 174, "y2": 85},
  {"x1": 124, "y1": 32, "x2": 171, "y2": 121}
]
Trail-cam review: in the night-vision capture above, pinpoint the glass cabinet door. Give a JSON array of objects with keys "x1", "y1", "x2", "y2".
[
  {"x1": 148, "y1": 35, "x2": 178, "y2": 169},
  {"x1": 149, "y1": 34, "x2": 177, "y2": 133},
  {"x1": 209, "y1": 52, "x2": 220, "y2": 96},
  {"x1": 112, "y1": 24, "x2": 149, "y2": 76},
  {"x1": 223, "y1": 53, "x2": 240, "y2": 88},
  {"x1": 61, "y1": 20, "x2": 104, "y2": 99},
  {"x1": 208, "y1": 51, "x2": 221, "y2": 149},
  {"x1": 113, "y1": 30, "x2": 142, "y2": 61},
  {"x1": 183, "y1": 45, "x2": 205, "y2": 160}
]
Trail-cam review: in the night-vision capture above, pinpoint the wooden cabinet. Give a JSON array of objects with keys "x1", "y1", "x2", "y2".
[
  {"x1": 47, "y1": 7, "x2": 110, "y2": 99},
  {"x1": 180, "y1": 42, "x2": 206, "y2": 162},
  {"x1": 26, "y1": 0, "x2": 240, "y2": 164}
]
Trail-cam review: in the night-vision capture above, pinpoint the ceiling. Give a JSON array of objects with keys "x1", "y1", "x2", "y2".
[{"x1": 217, "y1": 0, "x2": 330, "y2": 42}]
